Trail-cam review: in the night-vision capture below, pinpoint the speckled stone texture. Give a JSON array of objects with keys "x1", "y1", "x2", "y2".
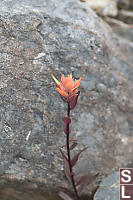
[
  {"x1": 94, "y1": 172, "x2": 119, "y2": 200},
  {"x1": 0, "y1": 0, "x2": 133, "y2": 195}
]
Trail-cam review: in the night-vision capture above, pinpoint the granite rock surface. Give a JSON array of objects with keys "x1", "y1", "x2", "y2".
[{"x1": 94, "y1": 172, "x2": 119, "y2": 200}]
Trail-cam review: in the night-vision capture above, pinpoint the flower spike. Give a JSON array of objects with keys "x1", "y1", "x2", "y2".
[
  {"x1": 52, "y1": 73, "x2": 81, "y2": 105},
  {"x1": 70, "y1": 73, "x2": 72, "y2": 78},
  {"x1": 51, "y1": 74, "x2": 60, "y2": 86}
]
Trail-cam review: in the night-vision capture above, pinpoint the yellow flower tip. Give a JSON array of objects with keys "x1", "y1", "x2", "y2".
[
  {"x1": 72, "y1": 86, "x2": 77, "y2": 91},
  {"x1": 51, "y1": 74, "x2": 60, "y2": 86},
  {"x1": 70, "y1": 73, "x2": 72, "y2": 79}
]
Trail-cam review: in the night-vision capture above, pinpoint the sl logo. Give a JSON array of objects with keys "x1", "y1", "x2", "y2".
[{"x1": 119, "y1": 168, "x2": 133, "y2": 200}]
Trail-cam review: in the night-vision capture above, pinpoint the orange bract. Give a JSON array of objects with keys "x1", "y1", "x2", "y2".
[{"x1": 52, "y1": 74, "x2": 81, "y2": 98}]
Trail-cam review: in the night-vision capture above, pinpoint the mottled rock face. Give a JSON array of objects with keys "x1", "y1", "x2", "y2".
[
  {"x1": 94, "y1": 172, "x2": 119, "y2": 200},
  {"x1": 0, "y1": 177, "x2": 60, "y2": 200},
  {"x1": 83, "y1": 0, "x2": 118, "y2": 17},
  {"x1": 0, "y1": 0, "x2": 133, "y2": 195}
]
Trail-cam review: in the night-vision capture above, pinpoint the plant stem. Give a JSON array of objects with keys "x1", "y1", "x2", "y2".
[{"x1": 66, "y1": 103, "x2": 80, "y2": 200}]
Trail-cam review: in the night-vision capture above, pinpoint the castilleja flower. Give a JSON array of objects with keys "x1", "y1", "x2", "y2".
[{"x1": 52, "y1": 74, "x2": 81, "y2": 110}]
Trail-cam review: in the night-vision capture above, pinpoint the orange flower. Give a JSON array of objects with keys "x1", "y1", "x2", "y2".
[
  {"x1": 52, "y1": 74, "x2": 81, "y2": 109},
  {"x1": 52, "y1": 74, "x2": 81, "y2": 98}
]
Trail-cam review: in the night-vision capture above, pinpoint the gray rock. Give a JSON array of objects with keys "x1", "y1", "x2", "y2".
[
  {"x1": 118, "y1": 0, "x2": 133, "y2": 11},
  {"x1": 0, "y1": 0, "x2": 133, "y2": 198},
  {"x1": 94, "y1": 172, "x2": 119, "y2": 200},
  {"x1": 0, "y1": 177, "x2": 59, "y2": 200},
  {"x1": 117, "y1": 10, "x2": 133, "y2": 24},
  {"x1": 84, "y1": 0, "x2": 118, "y2": 17}
]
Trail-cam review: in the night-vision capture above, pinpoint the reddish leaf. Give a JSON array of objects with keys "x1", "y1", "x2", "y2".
[
  {"x1": 77, "y1": 173, "x2": 99, "y2": 196},
  {"x1": 70, "y1": 139, "x2": 78, "y2": 143},
  {"x1": 59, "y1": 187, "x2": 74, "y2": 195},
  {"x1": 60, "y1": 148, "x2": 71, "y2": 182},
  {"x1": 60, "y1": 148, "x2": 68, "y2": 161},
  {"x1": 70, "y1": 142, "x2": 77, "y2": 150},
  {"x1": 59, "y1": 142, "x2": 75, "y2": 149},
  {"x1": 60, "y1": 141, "x2": 77, "y2": 149},
  {"x1": 76, "y1": 173, "x2": 99, "y2": 187},
  {"x1": 59, "y1": 191, "x2": 74, "y2": 200},
  {"x1": 62, "y1": 117, "x2": 71, "y2": 124},
  {"x1": 69, "y1": 91, "x2": 80, "y2": 110},
  {"x1": 59, "y1": 144, "x2": 66, "y2": 149},
  {"x1": 63, "y1": 120, "x2": 71, "y2": 135},
  {"x1": 71, "y1": 147, "x2": 88, "y2": 168},
  {"x1": 70, "y1": 140, "x2": 78, "y2": 146},
  {"x1": 64, "y1": 158, "x2": 71, "y2": 182},
  {"x1": 89, "y1": 186, "x2": 99, "y2": 200}
]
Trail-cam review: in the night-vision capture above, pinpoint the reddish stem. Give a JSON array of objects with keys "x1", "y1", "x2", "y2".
[{"x1": 66, "y1": 103, "x2": 80, "y2": 200}]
